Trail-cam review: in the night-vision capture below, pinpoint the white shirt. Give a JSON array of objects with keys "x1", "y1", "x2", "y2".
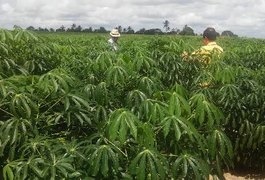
[{"x1": 108, "y1": 38, "x2": 118, "y2": 51}]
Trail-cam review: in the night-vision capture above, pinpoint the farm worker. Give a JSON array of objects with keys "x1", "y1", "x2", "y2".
[
  {"x1": 108, "y1": 29, "x2": 120, "y2": 51},
  {"x1": 182, "y1": 27, "x2": 223, "y2": 88},
  {"x1": 182, "y1": 27, "x2": 223, "y2": 64}
]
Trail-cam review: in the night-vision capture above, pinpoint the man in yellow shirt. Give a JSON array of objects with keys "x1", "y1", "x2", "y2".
[
  {"x1": 183, "y1": 27, "x2": 223, "y2": 64},
  {"x1": 192, "y1": 27, "x2": 223, "y2": 64},
  {"x1": 198, "y1": 27, "x2": 223, "y2": 53},
  {"x1": 182, "y1": 27, "x2": 223, "y2": 87}
]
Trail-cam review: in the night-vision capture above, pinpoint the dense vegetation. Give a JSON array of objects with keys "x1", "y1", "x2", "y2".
[{"x1": 0, "y1": 29, "x2": 265, "y2": 179}]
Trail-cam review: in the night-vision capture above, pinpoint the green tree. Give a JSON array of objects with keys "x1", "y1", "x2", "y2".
[
  {"x1": 116, "y1": 25, "x2": 122, "y2": 33},
  {"x1": 163, "y1": 20, "x2": 170, "y2": 33},
  {"x1": 56, "y1": 25, "x2": 65, "y2": 32},
  {"x1": 94, "y1": 27, "x2": 107, "y2": 33},
  {"x1": 83, "y1": 27, "x2": 93, "y2": 32},
  {"x1": 179, "y1": 25, "x2": 195, "y2": 36},
  {"x1": 76, "y1": 25, "x2": 82, "y2": 32},
  {"x1": 221, "y1": 30, "x2": 238, "y2": 37},
  {"x1": 13, "y1": 25, "x2": 22, "y2": 30},
  {"x1": 169, "y1": 28, "x2": 180, "y2": 34},
  {"x1": 126, "y1": 26, "x2": 135, "y2": 34},
  {"x1": 26, "y1": 26, "x2": 35, "y2": 31},
  {"x1": 136, "y1": 28, "x2": 146, "y2": 34}
]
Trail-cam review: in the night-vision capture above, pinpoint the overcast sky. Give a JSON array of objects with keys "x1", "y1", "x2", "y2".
[{"x1": 1, "y1": 0, "x2": 265, "y2": 38}]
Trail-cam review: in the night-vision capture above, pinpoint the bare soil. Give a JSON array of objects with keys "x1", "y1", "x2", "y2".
[{"x1": 224, "y1": 171, "x2": 265, "y2": 180}]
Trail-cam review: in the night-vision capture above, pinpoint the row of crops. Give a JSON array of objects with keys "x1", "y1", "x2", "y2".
[{"x1": 0, "y1": 29, "x2": 265, "y2": 179}]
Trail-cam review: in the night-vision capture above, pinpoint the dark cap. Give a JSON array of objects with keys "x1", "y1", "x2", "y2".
[{"x1": 203, "y1": 27, "x2": 217, "y2": 41}]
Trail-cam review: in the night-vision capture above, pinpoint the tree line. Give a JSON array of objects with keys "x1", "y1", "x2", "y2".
[{"x1": 13, "y1": 20, "x2": 237, "y2": 37}]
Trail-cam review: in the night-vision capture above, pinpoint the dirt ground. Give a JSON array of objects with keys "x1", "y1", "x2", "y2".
[
  {"x1": 209, "y1": 171, "x2": 265, "y2": 180},
  {"x1": 224, "y1": 172, "x2": 265, "y2": 180}
]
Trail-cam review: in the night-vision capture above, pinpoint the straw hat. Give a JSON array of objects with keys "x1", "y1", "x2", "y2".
[{"x1": 110, "y1": 29, "x2": 120, "y2": 37}]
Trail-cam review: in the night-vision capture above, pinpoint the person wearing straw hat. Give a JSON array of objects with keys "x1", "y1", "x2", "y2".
[{"x1": 108, "y1": 29, "x2": 120, "y2": 51}]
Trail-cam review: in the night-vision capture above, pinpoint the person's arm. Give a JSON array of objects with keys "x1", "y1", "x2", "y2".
[{"x1": 181, "y1": 48, "x2": 205, "y2": 61}]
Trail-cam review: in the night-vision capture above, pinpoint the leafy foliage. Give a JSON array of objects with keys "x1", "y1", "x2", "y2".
[
  {"x1": 129, "y1": 149, "x2": 166, "y2": 180},
  {"x1": 0, "y1": 29, "x2": 265, "y2": 179}
]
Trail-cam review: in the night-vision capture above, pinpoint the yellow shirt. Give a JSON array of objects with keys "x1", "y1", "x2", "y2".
[
  {"x1": 185, "y1": 42, "x2": 223, "y2": 88},
  {"x1": 200, "y1": 42, "x2": 223, "y2": 53},
  {"x1": 191, "y1": 42, "x2": 223, "y2": 64}
]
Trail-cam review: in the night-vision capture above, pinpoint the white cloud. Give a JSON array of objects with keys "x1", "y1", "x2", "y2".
[
  {"x1": 0, "y1": 0, "x2": 264, "y2": 38},
  {"x1": 1, "y1": 3, "x2": 14, "y2": 12}
]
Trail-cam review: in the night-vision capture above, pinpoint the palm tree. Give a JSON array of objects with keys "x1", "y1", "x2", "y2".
[{"x1": 163, "y1": 20, "x2": 170, "y2": 33}]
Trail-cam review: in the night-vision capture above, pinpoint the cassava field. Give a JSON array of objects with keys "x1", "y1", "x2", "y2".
[{"x1": 0, "y1": 29, "x2": 265, "y2": 179}]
